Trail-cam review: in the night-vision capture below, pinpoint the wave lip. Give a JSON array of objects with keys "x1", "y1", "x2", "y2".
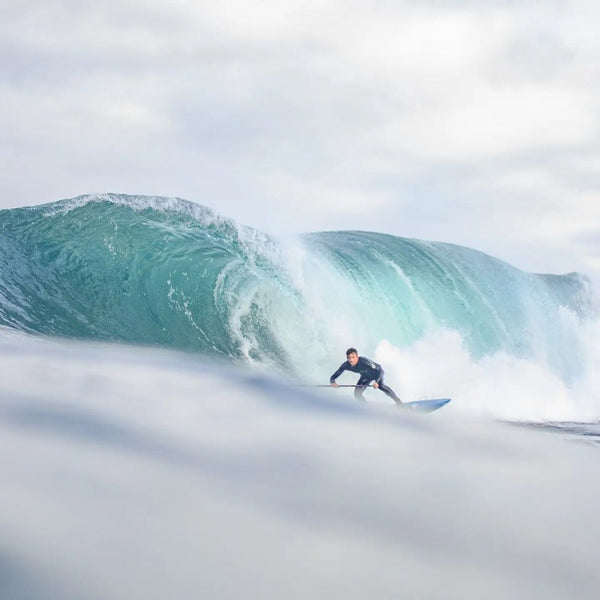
[{"x1": 0, "y1": 193, "x2": 290, "y2": 363}]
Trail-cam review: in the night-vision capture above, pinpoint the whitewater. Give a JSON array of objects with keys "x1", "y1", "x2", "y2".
[{"x1": 1, "y1": 193, "x2": 600, "y2": 599}]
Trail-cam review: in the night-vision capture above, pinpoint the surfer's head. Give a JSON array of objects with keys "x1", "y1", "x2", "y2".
[{"x1": 346, "y1": 348, "x2": 359, "y2": 366}]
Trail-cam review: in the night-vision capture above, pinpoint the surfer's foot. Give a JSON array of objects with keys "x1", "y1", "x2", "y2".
[{"x1": 396, "y1": 401, "x2": 415, "y2": 410}]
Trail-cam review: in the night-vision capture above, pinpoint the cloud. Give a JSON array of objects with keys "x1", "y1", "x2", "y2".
[{"x1": 2, "y1": 1, "x2": 600, "y2": 275}]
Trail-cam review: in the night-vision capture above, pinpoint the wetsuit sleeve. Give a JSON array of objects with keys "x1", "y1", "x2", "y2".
[{"x1": 330, "y1": 361, "x2": 349, "y2": 383}]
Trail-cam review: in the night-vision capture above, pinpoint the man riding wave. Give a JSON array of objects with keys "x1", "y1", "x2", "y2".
[{"x1": 330, "y1": 347, "x2": 402, "y2": 405}]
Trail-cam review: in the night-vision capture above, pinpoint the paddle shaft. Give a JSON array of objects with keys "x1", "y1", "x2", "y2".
[{"x1": 313, "y1": 384, "x2": 374, "y2": 388}]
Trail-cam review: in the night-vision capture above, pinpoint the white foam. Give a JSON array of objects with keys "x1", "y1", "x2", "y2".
[{"x1": 375, "y1": 325, "x2": 600, "y2": 422}]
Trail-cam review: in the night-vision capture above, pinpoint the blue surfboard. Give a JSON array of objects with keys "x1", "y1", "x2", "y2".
[{"x1": 404, "y1": 398, "x2": 451, "y2": 413}]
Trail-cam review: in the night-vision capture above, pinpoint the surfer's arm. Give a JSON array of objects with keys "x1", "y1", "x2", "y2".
[{"x1": 330, "y1": 362, "x2": 348, "y2": 385}]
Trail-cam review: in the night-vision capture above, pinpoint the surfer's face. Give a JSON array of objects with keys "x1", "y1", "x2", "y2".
[{"x1": 347, "y1": 352, "x2": 359, "y2": 366}]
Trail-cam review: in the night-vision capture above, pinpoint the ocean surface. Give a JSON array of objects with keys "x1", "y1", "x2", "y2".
[{"x1": 1, "y1": 193, "x2": 599, "y2": 599}]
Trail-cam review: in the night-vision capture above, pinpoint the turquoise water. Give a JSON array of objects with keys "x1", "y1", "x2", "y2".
[{"x1": 0, "y1": 193, "x2": 594, "y2": 383}]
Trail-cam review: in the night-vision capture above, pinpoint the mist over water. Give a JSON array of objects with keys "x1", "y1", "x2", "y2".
[{"x1": 1, "y1": 329, "x2": 600, "y2": 600}]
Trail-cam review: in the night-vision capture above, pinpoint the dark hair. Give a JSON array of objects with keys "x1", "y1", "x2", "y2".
[{"x1": 346, "y1": 347, "x2": 358, "y2": 357}]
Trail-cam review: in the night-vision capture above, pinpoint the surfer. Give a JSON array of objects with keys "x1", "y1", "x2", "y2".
[{"x1": 330, "y1": 348, "x2": 402, "y2": 405}]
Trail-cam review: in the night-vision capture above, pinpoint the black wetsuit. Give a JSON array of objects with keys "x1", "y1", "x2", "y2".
[{"x1": 330, "y1": 356, "x2": 402, "y2": 404}]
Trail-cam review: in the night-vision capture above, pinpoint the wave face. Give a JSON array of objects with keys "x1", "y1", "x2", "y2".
[{"x1": 0, "y1": 194, "x2": 595, "y2": 386}]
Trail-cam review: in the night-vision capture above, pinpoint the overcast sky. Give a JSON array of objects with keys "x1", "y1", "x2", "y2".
[{"x1": 3, "y1": 1, "x2": 600, "y2": 276}]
